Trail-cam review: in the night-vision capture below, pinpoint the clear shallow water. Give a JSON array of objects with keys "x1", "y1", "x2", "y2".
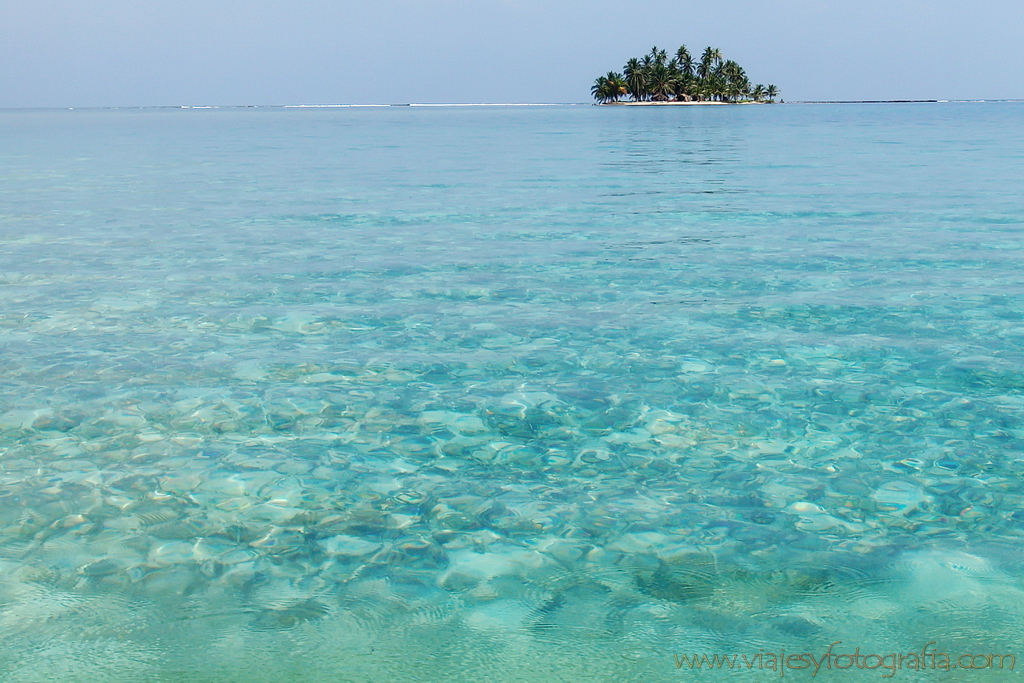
[{"x1": 1, "y1": 103, "x2": 1024, "y2": 681}]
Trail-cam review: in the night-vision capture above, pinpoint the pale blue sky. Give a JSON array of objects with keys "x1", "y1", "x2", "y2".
[{"x1": 1, "y1": 0, "x2": 1021, "y2": 107}]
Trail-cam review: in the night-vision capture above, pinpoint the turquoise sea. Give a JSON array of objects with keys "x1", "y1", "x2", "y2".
[{"x1": 2, "y1": 103, "x2": 1024, "y2": 682}]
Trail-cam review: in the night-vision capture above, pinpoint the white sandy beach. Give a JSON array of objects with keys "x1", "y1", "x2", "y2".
[{"x1": 603, "y1": 100, "x2": 763, "y2": 106}]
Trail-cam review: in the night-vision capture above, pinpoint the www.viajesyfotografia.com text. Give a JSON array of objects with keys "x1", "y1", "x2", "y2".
[{"x1": 673, "y1": 641, "x2": 1014, "y2": 677}]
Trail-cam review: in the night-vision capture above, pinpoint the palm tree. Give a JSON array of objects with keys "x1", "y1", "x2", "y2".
[
  {"x1": 766, "y1": 84, "x2": 779, "y2": 102},
  {"x1": 718, "y1": 60, "x2": 749, "y2": 101},
  {"x1": 647, "y1": 63, "x2": 675, "y2": 101},
  {"x1": 725, "y1": 81, "x2": 744, "y2": 103},
  {"x1": 608, "y1": 72, "x2": 627, "y2": 101},
  {"x1": 591, "y1": 72, "x2": 628, "y2": 103},
  {"x1": 672, "y1": 46, "x2": 693, "y2": 99},
  {"x1": 696, "y1": 46, "x2": 724, "y2": 98},
  {"x1": 696, "y1": 47, "x2": 714, "y2": 82},
  {"x1": 623, "y1": 58, "x2": 647, "y2": 101},
  {"x1": 675, "y1": 45, "x2": 694, "y2": 79},
  {"x1": 725, "y1": 61, "x2": 744, "y2": 78},
  {"x1": 752, "y1": 84, "x2": 766, "y2": 102},
  {"x1": 698, "y1": 47, "x2": 722, "y2": 75}
]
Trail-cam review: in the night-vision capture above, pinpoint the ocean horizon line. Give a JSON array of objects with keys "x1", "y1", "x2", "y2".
[
  {"x1": 2, "y1": 99, "x2": 1023, "y2": 112},
  {"x1": 0, "y1": 102, "x2": 586, "y2": 112}
]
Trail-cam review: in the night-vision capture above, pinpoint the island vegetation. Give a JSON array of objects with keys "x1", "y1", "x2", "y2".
[{"x1": 592, "y1": 45, "x2": 778, "y2": 104}]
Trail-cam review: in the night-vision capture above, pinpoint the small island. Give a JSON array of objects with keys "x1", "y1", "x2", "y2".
[{"x1": 592, "y1": 45, "x2": 778, "y2": 104}]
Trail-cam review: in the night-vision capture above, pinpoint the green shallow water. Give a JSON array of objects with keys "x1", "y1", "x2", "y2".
[{"x1": 1, "y1": 103, "x2": 1024, "y2": 681}]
